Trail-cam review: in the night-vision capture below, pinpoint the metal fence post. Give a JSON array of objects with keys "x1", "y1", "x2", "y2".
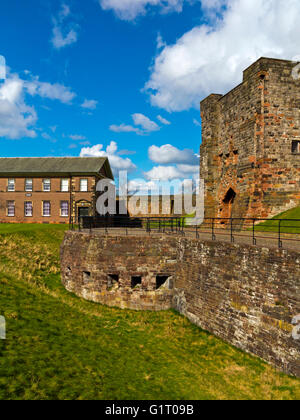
[
  {"x1": 212, "y1": 218, "x2": 216, "y2": 241},
  {"x1": 252, "y1": 218, "x2": 257, "y2": 245},
  {"x1": 278, "y1": 220, "x2": 283, "y2": 248}
]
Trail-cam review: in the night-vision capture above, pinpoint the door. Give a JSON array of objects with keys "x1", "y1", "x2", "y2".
[
  {"x1": 78, "y1": 207, "x2": 90, "y2": 222},
  {"x1": 220, "y1": 188, "x2": 236, "y2": 223}
]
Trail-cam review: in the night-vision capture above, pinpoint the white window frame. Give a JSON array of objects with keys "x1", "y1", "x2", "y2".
[
  {"x1": 43, "y1": 179, "x2": 51, "y2": 192},
  {"x1": 80, "y1": 179, "x2": 88, "y2": 192},
  {"x1": 60, "y1": 201, "x2": 69, "y2": 217},
  {"x1": 25, "y1": 178, "x2": 33, "y2": 192},
  {"x1": 43, "y1": 201, "x2": 51, "y2": 217},
  {"x1": 25, "y1": 201, "x2": 33, "y2": 217},
  {"x1": 61, "y1": 179, "x2": 69, "y2": 192},
  {"x1": 7, "y1": 201, "x2": 15, "y2": 217},
  {"x1": 7, "y1": 179, "x2": 15, "y2": 192}
]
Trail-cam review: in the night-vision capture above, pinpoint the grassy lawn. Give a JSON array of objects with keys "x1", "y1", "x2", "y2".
[
  {"x1": 254, "y1": 206, "x2": 300, "y2": 234},
  {"x1": 0, "y1": 224, "x2": 299, "y2": 400}
]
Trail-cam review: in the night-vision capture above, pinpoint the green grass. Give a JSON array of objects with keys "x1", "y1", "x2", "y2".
[
  {"x1": 0, "y1": 224, "x2": 299, "y2": 400},
  {"x1": 255, "y1": 206, "x2": 300, "y2": 234}
]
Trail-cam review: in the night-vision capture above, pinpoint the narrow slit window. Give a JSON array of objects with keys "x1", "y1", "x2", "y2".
[
  {"x1": 131, "y1": 276, "x2": 142, "y2": 289},
  {"x1": 108, "y1": 274, "x2": 119, "y2": 289},
  {"x1": 156, "y1": 275, "x2": 171, "y2": 290},
  {"x1": 292, "y1": 140, "x2": 300, "y2": 154},
  {"x1": 83, "y1": 271, "x2": 91, "y2": 283}
]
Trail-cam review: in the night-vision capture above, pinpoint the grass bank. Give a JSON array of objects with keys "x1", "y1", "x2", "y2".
[
  {"x1": 254, "y1": 206, "x2": 300, "y2": 234},
  {"x1": 0, "y1": 224, "x2": 299, "y2": 400}
]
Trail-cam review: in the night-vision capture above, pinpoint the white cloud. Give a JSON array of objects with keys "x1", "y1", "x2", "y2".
[
  {"x1": 80, "y1": 141, "x2": 137, "y2": 174},
  {"x1": 132, "y1": 113, "x2": 160, "y2": 132},
  {"x1": 69, "y1": 134, "x2": 86, "y2": 140},
  {"x1": 0, "y1": 55, "x2": 6, "y2": 80},
  {"x1": 149, "y1": 144, "x2": 199, "y2": 164},
  {"x1": 110, "y1": 113, "x2": 161, "y2": 135},
  {"x1": 157, "y1": 115, "x2": 171, "y2": 125},
  {"x1": 156, "y1": 34, "x2": 166, "y2": 50},
  {"x1": 128, "y1": 179, "x2": 158, "y2": 193},
  {"x1": 0, "y1": 74, "x2": 37, "y2": 139},
  {"x1": 177, "y1": 163, "x2": 199, "y2": 174},
  {"x1": 193, "y1": 118, "x2": 201, "y2": 127},
  {"x1": 144, "y1": 165, "x2": 184, "y2": 181},
  {"x1": 25, "y1": 79, "x2": 76, "y2": 104},
  {"x1": 0, "y1": 63, "x2": 78, "y2": 140},
  {"x1": 109, "y1": 124, "x2": 141, "y2": 134},
  {"x1": 51, "y1": 4, "x2": 79, "y2": 50},
  {"x1": 145, "y1": 0, "x2": 300, "y2": 111},
  {"x1": 144, "y1": 164, "x2": 199, "y2": 181},
  {"x1": 50, "y1": 125, "x2": 57, "y2": 133},
  {"x1": 41, "y1": 132, "x2": 52, "y2": 140},
  {"x1": 81, "y1": 99, "x2": 98, "y2": 110},
  {"x1": 99, "y1": 0, "x2": 184, "y2": 21}
]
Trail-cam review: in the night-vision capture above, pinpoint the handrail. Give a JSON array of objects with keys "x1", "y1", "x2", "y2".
[{"x1": 70, "y1": 215, "x2": 300, "y2": 250}]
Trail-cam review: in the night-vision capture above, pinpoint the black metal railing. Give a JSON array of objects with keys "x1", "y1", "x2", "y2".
[{"x1": 69, "y1": 216, "x2": 300, "y2": 250}]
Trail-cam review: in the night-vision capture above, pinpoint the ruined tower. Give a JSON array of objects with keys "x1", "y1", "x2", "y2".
[{"x1": 200, "y1": 57, "x2": 300, "y2": 220}]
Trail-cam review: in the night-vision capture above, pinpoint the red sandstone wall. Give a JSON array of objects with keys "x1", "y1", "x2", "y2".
[
  {"x1": 61, "y1": 232, "x2": 300, "y2": 377},
  {"x1": 200, "y1": 58, "x2": 300, "y2": 221}
]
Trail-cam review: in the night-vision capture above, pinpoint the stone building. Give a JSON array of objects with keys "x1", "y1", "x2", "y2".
[
  {"x1": 200, "y1": 57, "x2": 300, "y2": 221},
  {"x1": 0, "y1": 157, "x2": 113, "y2": 224}
]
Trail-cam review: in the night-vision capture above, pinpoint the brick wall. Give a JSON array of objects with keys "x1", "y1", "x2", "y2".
[
  {"x1": 200, "y1": 58, "x2": 300, "y2": 220},
  {"x1": 61, "y1": 231, "x2": 300, "y2": 377},
  {"x1": 0, "y1": 175, "x2": 97, "y2": 223}
]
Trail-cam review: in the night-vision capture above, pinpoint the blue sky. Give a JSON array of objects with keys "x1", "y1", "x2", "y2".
[{"x1": 1, "y1": 0, "x2": 300, "y2": 191}]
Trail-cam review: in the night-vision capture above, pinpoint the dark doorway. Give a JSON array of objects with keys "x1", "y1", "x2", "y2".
[
  {"x1": 78, "y1": 207, "x2": 90, "y2": 222},
  {"x1": 220, "y1": 188, "x2": 236, "y2": 221}
]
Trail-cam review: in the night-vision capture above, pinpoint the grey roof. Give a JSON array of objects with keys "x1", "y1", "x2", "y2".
[{"x1": 0, "y1": 157, "x2": 114, "y2": 179}]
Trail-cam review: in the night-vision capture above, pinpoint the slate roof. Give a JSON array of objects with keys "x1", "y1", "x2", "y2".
[{"x1": 0, "y1": 157, "x2": 114, "y2": 179}]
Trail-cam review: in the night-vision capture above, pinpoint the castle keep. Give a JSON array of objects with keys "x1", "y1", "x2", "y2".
[{"x1": 200, "y1": 58, "x2": 300, "y2": 220}]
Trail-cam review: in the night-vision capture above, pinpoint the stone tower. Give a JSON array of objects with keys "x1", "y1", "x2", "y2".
[{"x1": 200, "y1": 57, "x2": 300, "y2": 220}]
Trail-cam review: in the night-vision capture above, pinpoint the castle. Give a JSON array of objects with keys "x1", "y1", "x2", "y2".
[
  {"x1": 60, "y1": 57, "x2": 300, "y2": 377},
  {"x1": 200, "y1": 57, "x2": 300, "y2": 220}
]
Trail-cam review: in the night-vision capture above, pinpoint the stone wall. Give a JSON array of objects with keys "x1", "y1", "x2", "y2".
[
  {"x1": 200, "y1": 57, "x2": 300, "y2": 221},
  {"x1": 61, "y1": 231, "x2": 300, "y2": 377}
]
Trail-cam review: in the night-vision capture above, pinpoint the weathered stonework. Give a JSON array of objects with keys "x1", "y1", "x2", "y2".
[
  {"x1": 200, "y1": 57, "x2": 300, "y2": 220},
  {"x1": 61, "y1": 231, "x2": 300, "y2": 377}
]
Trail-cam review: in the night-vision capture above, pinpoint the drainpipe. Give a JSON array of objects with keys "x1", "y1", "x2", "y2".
[{"x1": 69, "y1": 174, "x2": 72, "y2": 226}]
